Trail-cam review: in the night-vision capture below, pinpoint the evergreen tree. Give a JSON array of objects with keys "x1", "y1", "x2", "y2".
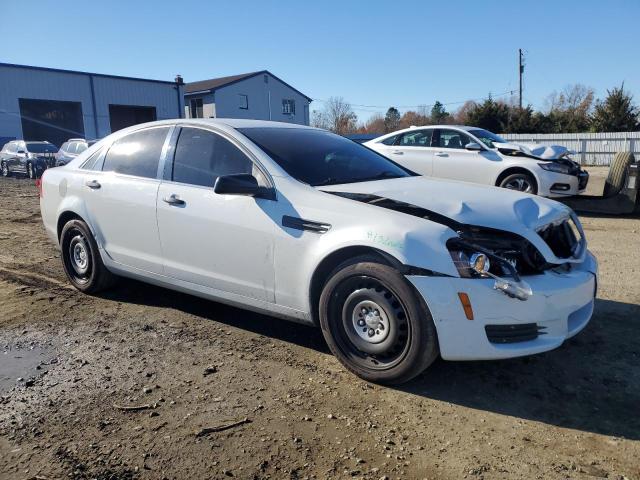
[
  {"x1": 384, "y1": 107, "x2": 401, "y2": 133},
  {"x1": 590, "y1": 84, "x2": 639, "y2": 132},
  {"x1": 430, "y1": 101, "x2": 450, "y2": 124}
]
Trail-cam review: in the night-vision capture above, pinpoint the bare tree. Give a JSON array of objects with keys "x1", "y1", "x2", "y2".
[
  {"x1": 357, "y1": 113, "x2": 385, "y2": 134},
  {"x1": 312, "y1": 97, "x2": 358, "y2": 135}
]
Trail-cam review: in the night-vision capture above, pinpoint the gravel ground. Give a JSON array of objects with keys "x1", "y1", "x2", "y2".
[{"x1": 0, "y1": 169, "x2": 639, "y2": 480}]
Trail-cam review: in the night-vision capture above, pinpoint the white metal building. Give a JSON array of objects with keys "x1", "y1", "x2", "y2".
[
  {"x1": 185, "y1": 71, "x2": 312, "y2": 126},
  {"x1": 0, "y1": 62, "x2": 185, "y2": 147}
]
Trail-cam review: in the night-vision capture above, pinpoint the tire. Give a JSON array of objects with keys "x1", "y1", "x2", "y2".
[
  {"x1": 60, "y1": 219, "x2": 117, "y2": 293},
  {"x1": 319, "y1": 255, "x2": 439, "y2": 384},
  {"x1": 27, "y1": 162, "x2": 36, "y2": 180},
  {"x1": 1, "y1": 161, "x2": 9, "y2": 177},
  {"x1": 499, "y1": 172, "x2": 537, "y2": 194},
  {"x1": 604, "y1": 151, "x2": 634, "y2": 198}
]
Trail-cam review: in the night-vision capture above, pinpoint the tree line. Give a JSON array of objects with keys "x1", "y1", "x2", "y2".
[{"x1": 311, "y1": 84, "x2": 640, "y2": 136}]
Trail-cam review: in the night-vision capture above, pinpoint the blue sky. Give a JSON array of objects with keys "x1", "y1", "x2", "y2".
[{"x1": 2, "y1": 0, "x2": 639, "y2": 121}]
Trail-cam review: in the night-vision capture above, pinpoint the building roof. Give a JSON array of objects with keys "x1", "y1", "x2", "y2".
[
  {"x1": 0, "y1": 62, "x2": 181, "y2": 86},
  {"x1": 185, "y1": 70, "x2": 312, "y2": 101}
]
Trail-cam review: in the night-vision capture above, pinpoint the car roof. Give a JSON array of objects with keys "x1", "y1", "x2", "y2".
[{"x1": 131, "y1": 118, "x2": 319, "y2": 131}]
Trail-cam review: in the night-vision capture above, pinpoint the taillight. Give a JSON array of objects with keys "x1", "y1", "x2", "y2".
[{"x1": 35, "y1": 178, "x2": 43, "y2": 197}]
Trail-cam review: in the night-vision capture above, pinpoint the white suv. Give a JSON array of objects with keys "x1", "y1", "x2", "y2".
[{"x1": 365, "y1": 126, "x2": 589, "y2": 197}]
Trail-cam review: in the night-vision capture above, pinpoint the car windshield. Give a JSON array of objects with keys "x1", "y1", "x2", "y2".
[
  {"x1": 468, "y1": 129, "x2": 507, "y2": 148},
  {"x1": 238, "y1": 127, "x2": 414, "y2": 186},
  {"x1": 26, "y1": 143, "x2": 58, "y2": 153}
]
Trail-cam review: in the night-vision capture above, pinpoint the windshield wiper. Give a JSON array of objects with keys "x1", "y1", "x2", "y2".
[{"x1": 364, "y1": 171, "x2": 403, "y2": 182}]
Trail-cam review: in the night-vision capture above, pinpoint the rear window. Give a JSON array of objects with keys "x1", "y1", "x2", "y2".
[
  {"x1": 26, "y1": 143, "x2": 58, "y2": 153},
  {"x1": 102, "y1": 127, "x2": 169, "y2": 178}
]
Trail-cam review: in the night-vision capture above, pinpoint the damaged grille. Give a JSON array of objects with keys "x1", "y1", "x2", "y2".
[
  {"x1": 485, "y1": 323, "x2": 546, "y2": 344},
  {"x1": 536, "y1": 217, "x2": 583, "y2": 259}
]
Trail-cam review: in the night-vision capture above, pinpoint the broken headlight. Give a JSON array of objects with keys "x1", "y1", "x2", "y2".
[{"x1": 538, "y1": 162, "x2": 571, "y2": 174}]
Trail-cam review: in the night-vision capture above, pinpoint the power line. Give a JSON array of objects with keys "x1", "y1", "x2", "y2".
[{"x1": 311, "y1": 89, "x2": 516, "y2": 113}]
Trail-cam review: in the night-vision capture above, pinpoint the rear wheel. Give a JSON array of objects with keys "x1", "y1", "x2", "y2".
[
  {"x1": 1, "y1": 161, "x2": 9, "y2": 177},
  {"x1": 319, "y1": 256, "x2": 438, "y2": 384},
  {"x1": 499, "y1": 172, "x2": 537, "y2": 194},
  {"x1": 60, "y1": 219, "x2": 116, "y2": 293}
]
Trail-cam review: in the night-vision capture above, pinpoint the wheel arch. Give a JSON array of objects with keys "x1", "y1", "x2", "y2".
[
  {"x1": 495, "y1": 166, "x2": 539, "y2": 190},
  {"x1": 308, "y1": 246, "x2": 407, "y2": 327},
  {"x1": 57, "y1": 210, "x2": 86, "y2": 241}
]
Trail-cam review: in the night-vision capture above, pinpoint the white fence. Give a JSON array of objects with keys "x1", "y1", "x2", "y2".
[{"x1": 501, "y1": 131, "x2": 640, "y2": 166}]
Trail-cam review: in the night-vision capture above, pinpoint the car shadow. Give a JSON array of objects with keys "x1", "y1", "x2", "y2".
[
  {"x1": 100, "y1": 281, "x2": 639, "y2": 440},
  {"x1": 400, "y1": 298, "x2": 640, "y2": 440}
]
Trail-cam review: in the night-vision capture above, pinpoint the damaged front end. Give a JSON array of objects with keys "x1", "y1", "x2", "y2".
[
  {"x1": 327, "y1": 190, "x2": 585, "y2": 302},
  {"x1": 494, "y1": 141, "x2": 589, "y2": 191}
]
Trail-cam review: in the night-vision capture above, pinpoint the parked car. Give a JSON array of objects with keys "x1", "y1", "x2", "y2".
[
  {"x1": 39, "y1": 119, "x2": 597, "y2": 384},
  {"x1": 55, "y1": 138, "x2": 99, "y2": 166},
  {"x1": 1, "y1": 140, "x2": 57, "y2": 179},
  {"x1": 365, "y1": 126, "x2": 589, "y2": 197}
]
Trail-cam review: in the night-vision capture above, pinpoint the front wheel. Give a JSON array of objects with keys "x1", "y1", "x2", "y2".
[
  {"x1": 319, "y1": 256, "x2": 439, "y2": 384},
  {"x1": 60, "y1": 219, "x2": 117, "y2": 293},
  {"x1": 499, "y1": 172, "x2": 537, "y2": 194},
  {"x1": 1, "y1": 161, "x2": 9, "y2": 177}
]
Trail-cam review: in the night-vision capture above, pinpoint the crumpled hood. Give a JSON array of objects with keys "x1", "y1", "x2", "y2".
[
  {"x1": 493, "y1": 141, "x2": 574, "y2": 160},
  {"x1": 320, "y1": 176, "x2": 573, "y2": 235}
]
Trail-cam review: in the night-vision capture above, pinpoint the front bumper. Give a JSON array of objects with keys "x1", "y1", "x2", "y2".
[
  {"x1": 407, "y1": 250, "x2": 598, "y2": 361},
  {"x1": 538, "y1": 169, "x2": 589, "y2": 197}
]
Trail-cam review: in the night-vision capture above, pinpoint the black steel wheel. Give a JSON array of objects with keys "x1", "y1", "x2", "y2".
[
  {"x1": 319, "y1": 255, "x2": 438, "y2": 384},
  {"x1": 60, "y1": 219, "x2": 116, "y2": 293}
]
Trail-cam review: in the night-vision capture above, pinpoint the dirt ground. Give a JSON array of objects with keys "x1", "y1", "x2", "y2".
[{"x1": 1, "y1": 168, "x2": 639, "y2": 480}]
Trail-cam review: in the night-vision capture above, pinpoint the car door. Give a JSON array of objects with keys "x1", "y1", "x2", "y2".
[
  {"x1": 13, "y1": 142, "x2": 27, "y2": 173},
  {"x1": 81, "y1": 126, "x2": 171, "y2": 275},
  {"x1": 388, "y1": 128, "x2": 435, "y2": 175},
  {"x1": 156, "y1": 126, "x2": 276, "y2": 302},
  {"x1": 431, "y1": 129, "x2": 492, "y2": 184}
]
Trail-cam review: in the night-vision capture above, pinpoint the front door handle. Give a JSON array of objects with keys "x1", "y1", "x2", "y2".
[
  {"x1": 392, "y1": 150, "x2": 404, "y2": 155},
  {"x1": 162, "y1": 194, "x2": 185, "y2": 206},
  {"x1": 85, "y1": 179, "x2": 101, "y2": 189},
  {"x1": 435, "y1": 152, "x2": 448, "y2": 157}
]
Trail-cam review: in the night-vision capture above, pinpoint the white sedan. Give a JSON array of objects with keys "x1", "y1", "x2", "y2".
[
  {"x1": 39, "y1": 119, "x2": 597, "y2": 384},
  {"x1": 365, "y1": 125, "x2": 589, "y2": 197}
]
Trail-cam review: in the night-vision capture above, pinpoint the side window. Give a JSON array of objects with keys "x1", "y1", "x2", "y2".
[
  {"x1": 81, "y1": 148, "x2": 104, "y2": 170},
  {"x1": 60, "y1": 142, "x2": 69, "y2": 153},
  {"x1": 398, "y1": 129, "x2": 433, "y2": 147},
  {"x1": 438, "y1": 129, "x2": 472, "y2": 149},
  {"x1": 172, "y1": 127, "x2": 257, "y2": 188},
  {"x1": 76, "y1": 143, "x2": 88, "y2": 154},
  {"x1": 102, "y1": 127, "x2": 169, "y2": 178},
  {"x1": 380, "y1": 135, "x2": 399, "y2": 146}
]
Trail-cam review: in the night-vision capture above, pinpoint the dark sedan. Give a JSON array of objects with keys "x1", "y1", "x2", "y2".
[{"x1": 0, "y1": 140, "x2": 58, "y2": 179}]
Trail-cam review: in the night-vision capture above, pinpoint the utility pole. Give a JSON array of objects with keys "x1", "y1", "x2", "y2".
[{"x1": 518, "y1": 49, "x2": 525, "y2": 109}]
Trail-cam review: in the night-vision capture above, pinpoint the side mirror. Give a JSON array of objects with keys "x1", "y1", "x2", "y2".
[
  {"x1": 465, "y1": 142, "x2": 483, "y2": 151},
  {"x1": 214, "y1": 173, "x2": 263, "y2": 197}
]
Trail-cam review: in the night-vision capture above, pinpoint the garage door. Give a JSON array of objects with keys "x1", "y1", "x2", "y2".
[
  {"x1": 18, "y1": 98, "x2": 85, "y2": 147},
  {"x1": 109, "y1": 105, "x2": 157, "y2": 133}
]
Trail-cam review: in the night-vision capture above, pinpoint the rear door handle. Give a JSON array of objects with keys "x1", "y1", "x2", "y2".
[
  {"x1": 435, "y1": 152, "x2": 448, "y2": 157},
  {"x1": 85, "y1": 180, "x2": 101, "y2": 189},
  {"x1": 162, "y1": 194, "x2": 185, "y2": 206},
  {"x1": 392, "y1": 150, "x2": 404, "y2": 155}
]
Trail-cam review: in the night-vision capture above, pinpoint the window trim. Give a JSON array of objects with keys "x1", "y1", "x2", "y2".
[
  {"x1": 282, "y1": 99, "x2": 295, "y2": 115},
  {"x1": 238, "y1": 94, "x2": 249, "y2": 110},
  {"x1": 161, "y1": 124, "x2": 275, "y2": 196},
  {"x1": 189, "y1": 98, "x2": 204, "y2": 119}
]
